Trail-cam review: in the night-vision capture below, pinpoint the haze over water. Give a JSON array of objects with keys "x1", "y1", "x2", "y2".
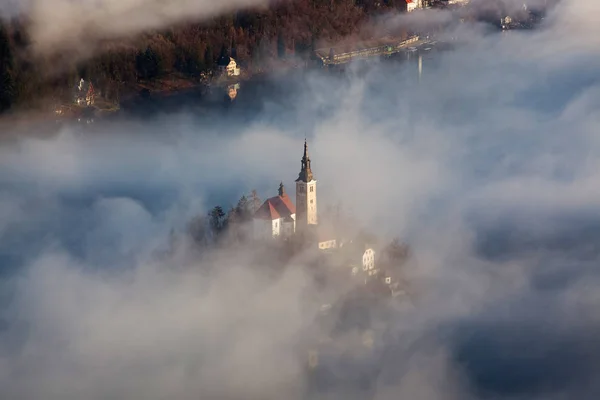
[{"x1": 2, "y1": 1, "x2": 600, "y2": 399}]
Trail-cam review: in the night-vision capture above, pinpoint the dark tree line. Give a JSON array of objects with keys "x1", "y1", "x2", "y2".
[
  {"x1": 0, "y1": 22, "x2": 16, "y2": 113},
  {"x1": 0, "y1": 0, "x2": 408, "y2": 112}
]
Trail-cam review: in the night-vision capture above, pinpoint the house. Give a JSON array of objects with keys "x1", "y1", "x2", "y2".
[
  {"x1": 406, "y1": 0, "x2": 421, "y2": 12},
  {"x1": 74, "y1": 78, "x2": 95, "y2": 106},
  {"x1": 253, "y1": 182, "x2": 296, "y2": 239},
  {"x1": 344, "y1": 242, "x2": 377, "y2": 278},
  {"x1": 218, "y1": 57, "x2": 241, "y2": 77}
]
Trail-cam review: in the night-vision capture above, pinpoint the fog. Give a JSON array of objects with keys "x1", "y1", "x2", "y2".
[
  {"x1": 0, "y1": 0, "x2": 272, "y2": 54},
  {"x1": 2, "y1": 0, "x2": 600, "y2": 398}
]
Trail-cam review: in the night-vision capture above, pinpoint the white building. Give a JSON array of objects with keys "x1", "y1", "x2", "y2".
[
  {"x1": 219, "y1": 57, "x2": 241, "y2": 77},
  {"x1": 406, "y1": 0, "x2": 421, "y2": 12},
  {"x1": 362, "y1": 248, "x2": 376, "y2": 271},
  {"x1": 74, "y1": 78, "x2": 95, "y2": 106},
  {"x1": 253, "y1": 139, "x2": 318, "y2": 241},
  {"x1": 345, "y1": 243, "x2": 377, "y2": 277},
  {"x1": 253, "y1": 182, "x2": 296, "y2": 239}
]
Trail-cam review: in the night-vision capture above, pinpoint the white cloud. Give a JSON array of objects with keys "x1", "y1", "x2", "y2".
[
  {"x1": 2, "y1": 1, "x2": 600, "y2": 399},
  {"x1": 0, "y1": 0, "x2": 271, "y2": 53}
]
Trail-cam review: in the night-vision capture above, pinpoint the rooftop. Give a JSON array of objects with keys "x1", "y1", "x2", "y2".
[{"x1": 254, "y1": 192, "x2": 296, "y2": 221}]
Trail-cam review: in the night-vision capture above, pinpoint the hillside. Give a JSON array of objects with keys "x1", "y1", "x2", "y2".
[{"x1": 0, "y1": 0, "x2": 409, "y2": 114}]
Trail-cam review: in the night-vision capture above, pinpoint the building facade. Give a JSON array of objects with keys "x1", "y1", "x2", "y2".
[
  {"x1": 74, "y1": 78, "x2": 95, "y2": 106},
  {"x1": 406, "y1": 0, "x2": 420, "y2": 12},
  {"x1": 253, "y1": 182, "x2": 296, "y2": 239},
  {"x1": 218, "y1": 57, "x2": 241, "y2": 77}
]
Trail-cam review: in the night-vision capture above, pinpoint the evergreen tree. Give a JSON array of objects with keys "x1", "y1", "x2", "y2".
[
  {"x1": 250, "y1": 190, "x2": 262, "y2": 213},
  {"x1": 136, "y1": 47, "x2": 161, "y2": 80},
  {"x1": 277, "y1": 32, "x2": 286, "y2": 59},
  {"x1": 208, "y1": 205, "x2": 226, "y2": 237},
  {"x1": 204, "y1": 45, "x2": 214, "y2": 69},
  {"x1": 0, "y1": 23, "x2": 15, "y2": 113},
  {"x1": 224, "y1": 206, "x2": 240, "y2": 243},
  {"x1": 219, "y1": 44, "x2": 229, "y2": 62},
  {"x1": 236, "y1": 195, "x2": 252, "y2": 222}
]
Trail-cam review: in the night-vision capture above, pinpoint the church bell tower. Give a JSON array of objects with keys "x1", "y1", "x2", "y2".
[{"x1": 296, "y1": 139, "x2": 317, "y2": 231}]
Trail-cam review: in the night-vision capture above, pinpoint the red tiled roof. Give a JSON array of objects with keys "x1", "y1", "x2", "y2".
[
  {"x1": 254, "y1": 193, "x2": 296, "y2": 221},
  {"x1": 274, "y1": 193, "x2": 296, "y2": 214},
  {"x1": 254, "y1": 201, "x2": 280, "y2": 220}
]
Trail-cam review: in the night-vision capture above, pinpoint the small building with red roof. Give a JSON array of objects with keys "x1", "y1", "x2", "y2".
[
  {"x1": 253, "y1": 139, "x2": 317, "y2": 240},
  {"x1": 253, "y1": 182, "x2": 296, "y2": 239}
]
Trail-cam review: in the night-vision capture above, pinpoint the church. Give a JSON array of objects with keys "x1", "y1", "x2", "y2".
[
  {"x1": 253, "y1": 139, "x2": 334, "y2": 248},
  {"x1": 252, "y1": 139, "x2": 384, "y2": 279}
]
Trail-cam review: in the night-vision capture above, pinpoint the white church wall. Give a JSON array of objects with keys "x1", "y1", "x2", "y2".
[
  {"x1": 283, "y1": 219, "x2": 295, "y2": 237},
  {"x1": 272, "y1": 218, "x2": 281, "y2": 237}
]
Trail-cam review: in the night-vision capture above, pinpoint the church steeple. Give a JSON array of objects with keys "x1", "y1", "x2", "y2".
[
  {"x1": 296, "y1": 139, "x2": 314, "y2": 183},
  {"x1": 295, "y1": 139, "x2": 318, "y2": 230},
  {"x1": 278, "y1": 182, "x2": 285, "y2": 196}
]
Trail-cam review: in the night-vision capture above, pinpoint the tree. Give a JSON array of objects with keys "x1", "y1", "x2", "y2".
[
  {"x1": 208, "y1": 205, "x2": 226, "y2": 237},
  {"x1": 277, "y1": 32, "x2": 286, "y2": 59},
  {"x1": 224, "y1": 206, "x2": 240, "y2": 242},
  {"x1": 0, "y1": 22, "x2": 15, "y2": 113},
  {"x1": 219, "y1": 44, "x2": 229, "y2": 62},
  {"x1": 236, "y1": 195, "x2": 252, "y2": 222},
  {"x1": 204, "y1": 45, "x2": 215, "y2": 69},
  {"x1": 136, "y1": 47, "x2": 161, "y2": 80},
  {"x1": 250, "y1": 190, "x2": 262, "y2": 213}
]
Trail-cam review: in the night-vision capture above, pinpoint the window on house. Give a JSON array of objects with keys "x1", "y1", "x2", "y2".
[
  {"x1": 310, "y1": 187, "x2": 314, "y2": 192},
  {"x1": 310, "y1": 199, "x2": 313, "y2": 204}
]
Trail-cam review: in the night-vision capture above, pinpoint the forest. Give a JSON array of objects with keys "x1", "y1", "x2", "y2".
[{"x1": 0, "y1": 0, "x2": 409, "y2": 113}]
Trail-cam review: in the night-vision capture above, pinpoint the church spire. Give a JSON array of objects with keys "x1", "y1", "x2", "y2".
[{"x1": 296, "y1": 138, "x2": 314, "y2": 182}]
